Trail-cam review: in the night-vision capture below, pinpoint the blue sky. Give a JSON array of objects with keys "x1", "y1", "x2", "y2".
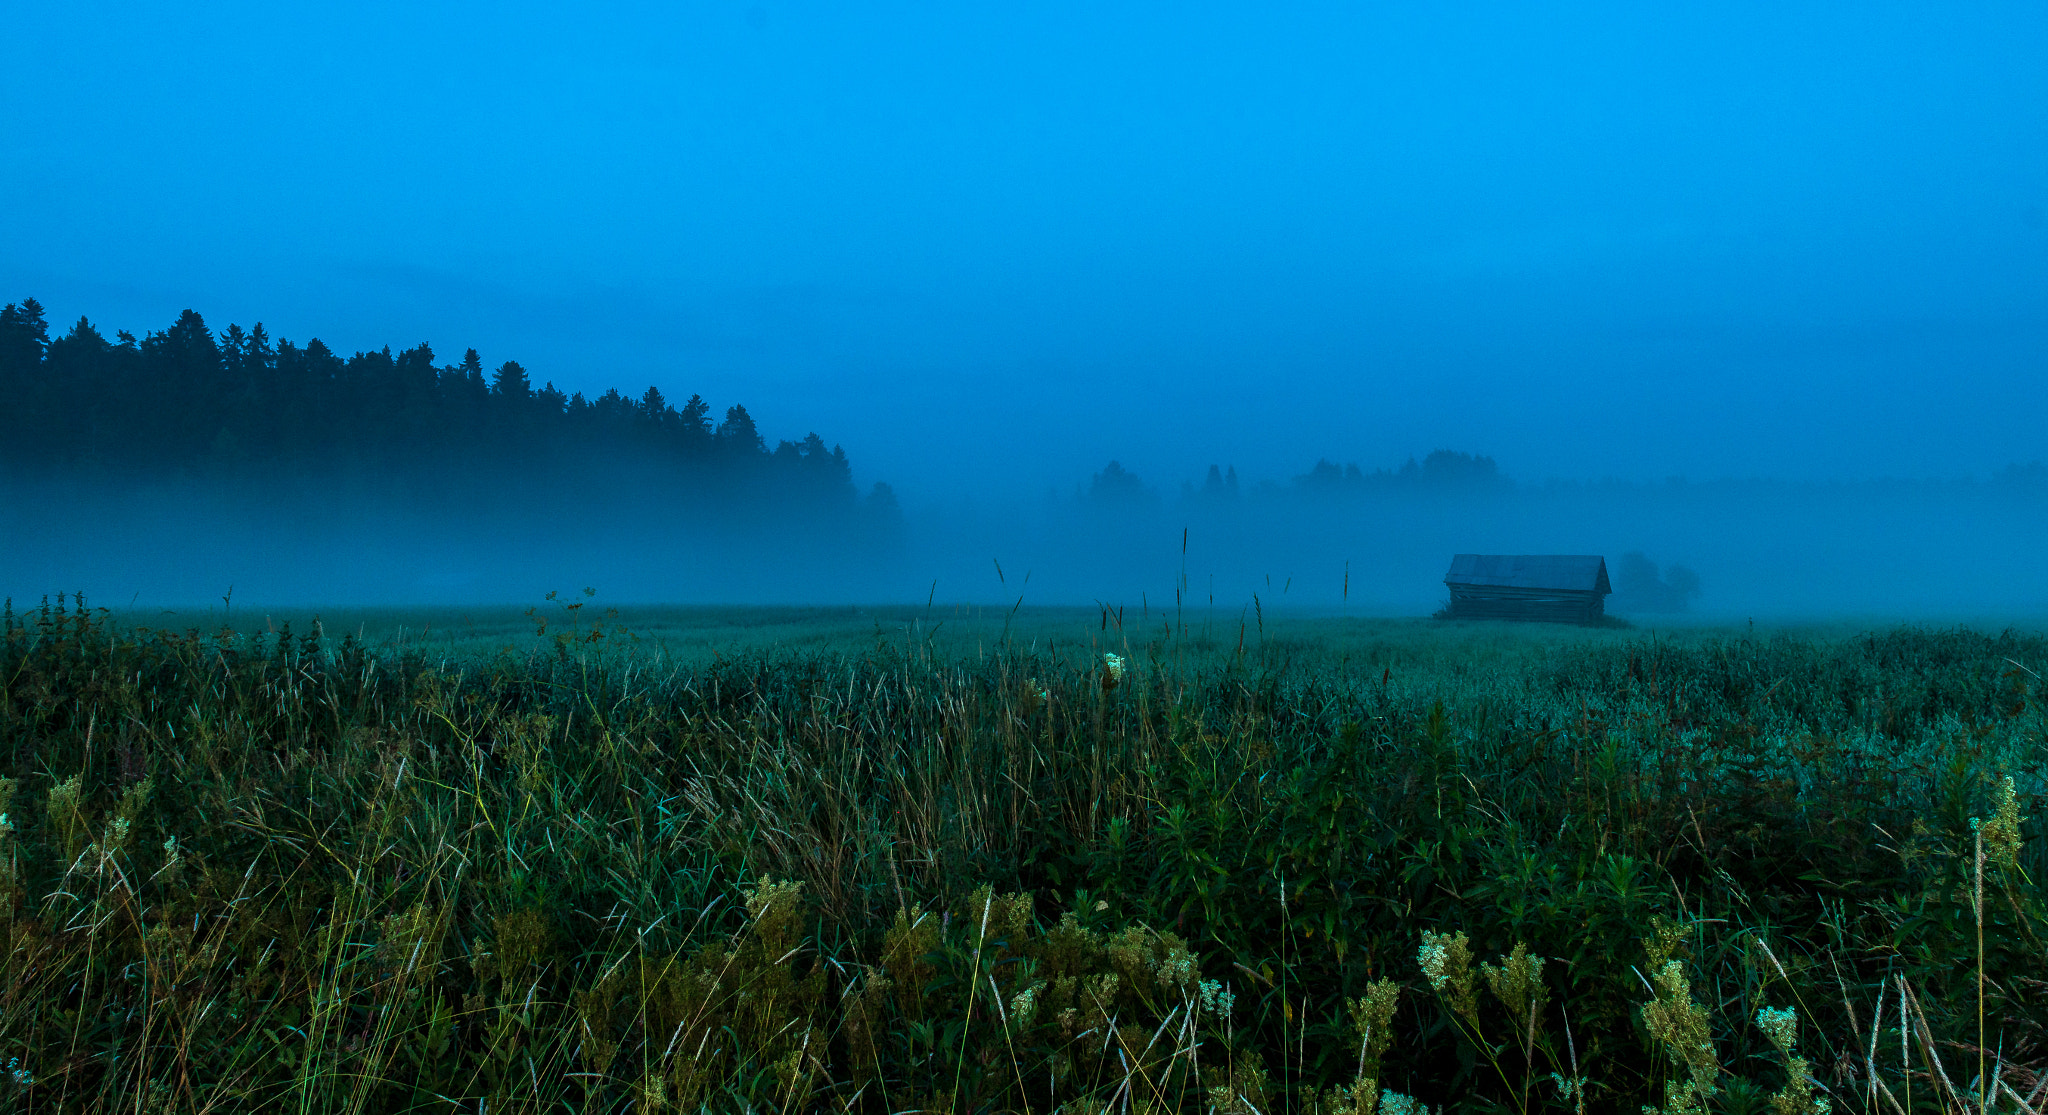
[{"x1": 5, "y1": 1, "x2": 2044, "y2": 498}]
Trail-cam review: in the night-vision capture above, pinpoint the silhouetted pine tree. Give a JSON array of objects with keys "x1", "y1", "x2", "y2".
[
  {"x1": 38, "y1": 316, "x2": 114, "y2": 466},
  {"x1": 677, "y1": 394, "x2": 713, "y2": 456},
  {"x1": 491, "y1": 359, "x2": 531, "y2": 403},
  {"x1": 0, "y1": 299, "x2": 50, "y2": 409},
  {"x1": 716, "y1": 404, "x2": 765, "y2": 459},
  {"x1": 144, "y1": 310, "x2": 224, "y2": 467}
]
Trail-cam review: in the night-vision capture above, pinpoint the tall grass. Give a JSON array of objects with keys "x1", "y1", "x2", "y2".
[{"x1": 1, "y1": 593, "x2": 2042, "y2": 1113}]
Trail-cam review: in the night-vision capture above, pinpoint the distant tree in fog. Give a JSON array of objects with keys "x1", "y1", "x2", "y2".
[
  {"x1": 1248, "y1": 450, "x2": 1505, "y2": 503},
  {"x1": 1417, "y1": 449, "x2": 1507, "y2": 489},
  {"x1": 1087, "y1": 460, "x2": 1156, "y2": 510},
  {"x1": 1186, "y1": 463, "x2": 1239, "y2": 504},
  {"x1": 866, "y1": 480, "x2": 901, "y2": 516},
  {"x1": 1611, "y1": 551, "x2": 1701, "y2": 613},
  {"x1": 1299, "y1": 458, "x2": 1346, "y2": 492}
]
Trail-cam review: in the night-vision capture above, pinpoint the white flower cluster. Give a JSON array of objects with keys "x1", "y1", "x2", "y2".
[
  {"x1": 1103, "y1": 653, "x2": 1125, "y2": 681},
  {"x1": 6, "y1": 1056, "x2": 31, "y2": 1087},
  {"x1": 1418, "y1": 940, "x2": 1449, "y2": 991},
  {"x1": 1198, "y1": 978, "x2": 1235, "y2": 1018},
  {"x1": 1153, "y1": 945, "x2": 1197, "y2": 988},
  {"x1": 1754, "y1": 1005, "x2": 1798, "y2": 1054},
  {"x1": 1010, "y1": 980, "x2": 1045, "y2": 1027},
  {"x1": 1380, "y1": 1088, "x2": 1429, "y2": 1115}
]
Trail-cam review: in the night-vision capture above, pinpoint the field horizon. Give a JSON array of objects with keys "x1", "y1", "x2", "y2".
[{"x1": 57, "y1": 596, "x2": 2048, "y2": 667}]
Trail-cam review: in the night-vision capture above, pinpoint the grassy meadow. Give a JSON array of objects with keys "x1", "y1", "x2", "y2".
[{"x1": 1, "y1": 593, "x2": 2043, "y2": 1114}]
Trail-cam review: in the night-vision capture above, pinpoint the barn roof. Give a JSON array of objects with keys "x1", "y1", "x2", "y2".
[{"x1": 1445, "y1": 554, "x2": 1611, "y2": 593}]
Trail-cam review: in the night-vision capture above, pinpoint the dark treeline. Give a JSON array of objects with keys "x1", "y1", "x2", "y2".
[
  {"x1": 1088, "y1": 448, "x2": 2048, "y2": 513},
  {"x1": 1086, "y1": 449, "x2": 1514, "y2": 512},
  {"x1": 0, "y1": 297, "x2": 901, "y2": 530}
]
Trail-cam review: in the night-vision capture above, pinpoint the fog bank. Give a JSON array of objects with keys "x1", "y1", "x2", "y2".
[{"x1": 7, "y1": 460, "x2": 2044, "y2": 623}]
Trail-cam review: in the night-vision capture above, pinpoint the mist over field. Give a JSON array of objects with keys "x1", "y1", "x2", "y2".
[
  {"x1": 903, "y1": 460, "x2": 2048, "y2": 619},
  {"x1": 4, "y1": 3, "x2": 2046, "y2": 621},
  {"x1": 5, "y1": 442, "x2": 2046, "y2": 620}
]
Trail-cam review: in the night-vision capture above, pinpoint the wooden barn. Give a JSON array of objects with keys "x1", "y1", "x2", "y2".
[{"x1": 1442, "y1": 554, "x2": 1611, "y2": 624}]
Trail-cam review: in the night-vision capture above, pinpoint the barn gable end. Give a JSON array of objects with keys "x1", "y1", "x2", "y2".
[{"x1": 1443, "y1": 554, "x2": 1610, "y2": 624}]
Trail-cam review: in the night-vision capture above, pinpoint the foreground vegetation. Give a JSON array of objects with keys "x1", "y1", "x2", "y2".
[{"x1": 1, "y1": 595, "x2": 2042, "y2": 1113}]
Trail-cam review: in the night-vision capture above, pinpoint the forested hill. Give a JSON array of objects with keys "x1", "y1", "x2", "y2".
[{"x1": 0, "y1": 297, "x2": 898, "y2": 526}]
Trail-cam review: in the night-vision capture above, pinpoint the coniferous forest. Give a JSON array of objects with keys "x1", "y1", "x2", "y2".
[{"x1": 0, "y1": 297, "x2": 901, "y2": 532}]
